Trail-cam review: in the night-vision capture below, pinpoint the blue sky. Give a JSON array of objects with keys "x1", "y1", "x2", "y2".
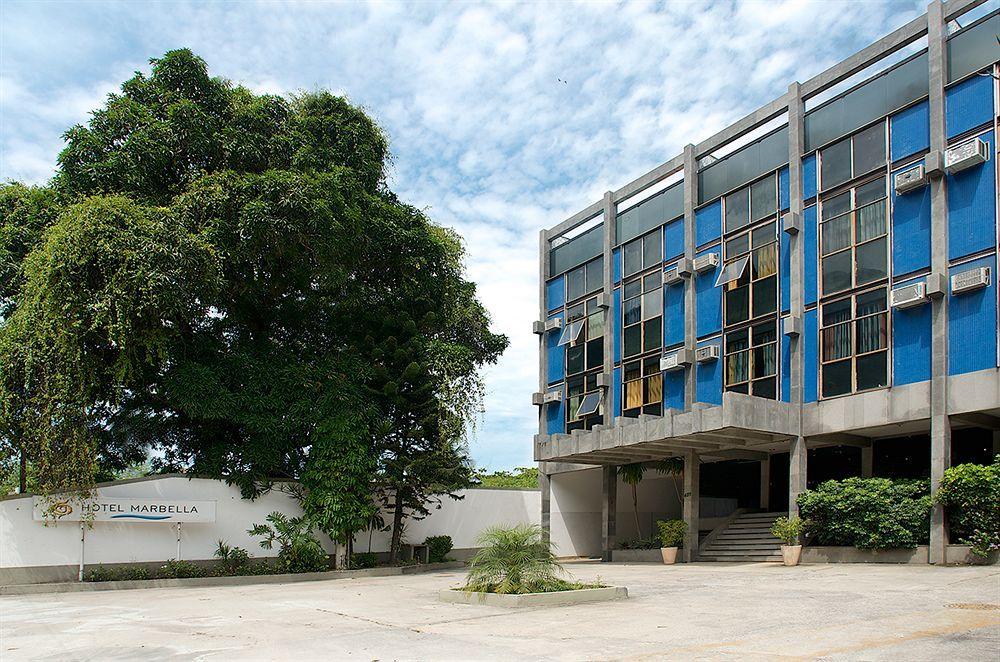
[{"x1": 2, "y1": 0, "x2": 932, "y2": 470}]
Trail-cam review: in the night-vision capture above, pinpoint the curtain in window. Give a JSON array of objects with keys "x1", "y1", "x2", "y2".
[
  {"x1": 625, "y1": 380, "x2": 643, "y2": 409},
  {"x1": 856, "y1": 313, "x2": 887, "y2": 354},
  {"x1": 822, "y1": 214, "x2": 852, "y2": 255},
  {"x1": 727, "y1": 351, "x2": 749, "y2": 384},
  {"x1": 645, "y1": 374, "x2": 663, "y2": 405},
  {"x1": 753, "y1": 243, "x2": 778, "y2": 279},
  {"x1": 623, "y1": 297, "x2": 641, "y2": 326},
  {"x1": 753, "y1": 344, "x2": 777, "y2": 378},
  {"x1": 855, "y1": 200, "x2": 886, "y2": 243}
]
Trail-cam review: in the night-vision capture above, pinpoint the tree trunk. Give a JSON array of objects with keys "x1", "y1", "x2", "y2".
[
  {"x1": 19, "y1": 451, "x2": 27, "y2": 494},
  {"x1": 388, "y1": 494, "x2": 404, "y2": 564},
  {"x1": 632, "y1": 484, "x2": 641, "y2": 538}
]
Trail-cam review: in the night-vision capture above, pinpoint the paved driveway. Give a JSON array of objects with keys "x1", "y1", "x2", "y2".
[{"x1": 2, "y1": 561, "x2": 998, "y2": 660}]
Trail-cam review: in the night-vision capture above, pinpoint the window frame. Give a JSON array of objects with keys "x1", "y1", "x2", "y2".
[
  {"x1": 819, "y1": 120, "x2": 887, "y2": 192},
  {"x1": 724, "y1": 319, "x2": 778, "y2": 397},
  {"x1": 622, "y1": 228, "x2": 663, "y2": 279},
  {"x1": 819, "y1": 286, "x2": 890, "y2": 399},
  {"x1": 622, "y1": 272, "x2": 663, "y2": 360},
  {"x1": 622, "y1": 354, "x2": 663, "y2": 418},
  {"x1": 723, "y1": 171, "x2": 778, "y2": 234},
  {"x1": 818, "y1": 173, "x2": 889, "y2": 298},
  {"x1": 722, "y1": 218, "x2": 779, "y2": 327}
]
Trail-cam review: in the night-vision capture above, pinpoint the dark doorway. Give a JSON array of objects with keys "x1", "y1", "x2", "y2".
[
  {"x1": 700, "y1": 459, "x2": 761, "y2": 509},
  {"x1": 769, "y1": 452, "x2": 790, "y2": 512},
  {"x1": 873, "y1": 434, "x2": 931, "y2": 478},
  {"x1": 807, "y1": 446, "x2": 861, "y2": 487},
  {"x1": 952, "y1": 427, "x2": 996, "y2": 465}
]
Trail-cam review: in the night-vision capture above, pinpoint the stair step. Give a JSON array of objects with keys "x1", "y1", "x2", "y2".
[
  {"x1": 701, "y1": 550, "x2": 781, "y2": 557},
  {"x1": 700, "y1": 555, "x2": 783, "y2": 562},
  {"x1": 715, "y1": 534, "x2": 782, "y2": 541}
]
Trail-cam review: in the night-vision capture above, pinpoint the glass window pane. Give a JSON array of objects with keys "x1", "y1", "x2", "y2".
[
  {"x1": 566, "y1": 344, "x2": 584, "y2": 374},
  {"x1": 642, "y1": 289, "x2": 662, "y2": 320},
  {"x1": 752, "y1": 320, "x2": 777, "y2": 345},
  {"x1": 726, "y1": 331, "x2": 749, "y2": 354},
  {"x1": 822, "y1": 191, "x2": 851, "y2": 220},
  {"x1": 822, "y1": 251, "x2": 853, "y2": 295},
  {"x1": 855, "y1": 201, "x2": 886, "y2": 243},
  {"x1": 715, "y1": 255, "x2": 749, "y2": 288},
  {"x1": 852, "y1": 122, "x2": 886, "y2": 176},
  {"x1": 727, "y1": 382, "x2": 749, "y2": 394},
  {"x1": 557, "y1": 320, "x2": 583, "y2": 346},
  {"x1": 585, "y1": 258, "x2": 604, "y2": 294},
  {"x1": 643, "y1": 356, "x2": 660, "y2": 375},
  {"x1": 643, "y1": 318, "x2": 662, "y2": 352},
  {"x1": 822, "y1": 323, "x2": 852, "y2": 361},
  {"x1": 726, "y1": 351, "x2": 749, "y2": 384},
  {"x1": 822, "y1": 359, "x2": 852, "y2": 397},
  {"x1": 567, "y1": 267, "x2": 585, "y2": 302},
  {"x1": 588, "y1": 311, "x2": 605, "y2": 339},
  {"x1": 624, "y1": 325, "x2": 641, "y2": 357},
  {"x1": 821, "y1": 138, "x2": 852, "y2": 190},
  {"x1": 855, "y1": 237, "x2": 887, "y2": 285},
  {"x1": 750, "y1": 175, "x2": 777, "y2": 222},
  {"x1": 624, "y1": 379, "x2": 643, "y2": 410},
  {"x1": 856, "y1": 313, "x2": 887, "y2": 354},
  {"x1": 725, "y1": 285, "x2": 750, "y2": 325},
  {"x1": 752, "y1": 276, "x2": 777, "y2": 318},
  {"x1": 856, "y1": 288, "x2": 887, "y2": 315},
  {"x1": 753, "y1": 343, "x2": 776, "y2": 378},
  {"x1": 623, "y1": 361, "x2": 641, "y2": 381},
  {"x1": 856, "y1": 351, "x2": 888, "y2": 391},
  {"x1": 725, "y1": 187, "x2": 750, "y2": 233},
  {"x1": 623, "y1": 238, "x2": 642, "y2": 277},
  {"x1": 623, "y1": 279, "x2": 642, "y2": 300},
  {"x1": 752, "y1": 244, "x2": 778, "y2": 279},
  {"x1": 643, "y1": 273, "x2": 660, "y2": 292},
  {"x1": 623, "y1": 297, "x2": 641, "y2": 326},
  {"x1": 645, "y1": 373, "x2": 663, "y2": 405},
  {"x1": 567, "y1": 303, "x2": 585, "y2": 321},
  {"x1": 726, "y1": 233, "x2": 750, "y2": 257},
  {"x1": 577, "y1": 391, "x2": 603, "y2": 417},
  {"x1": 821, "y1": 214, "x2": 852, "y2": 255},
  {"x1": 751, "y1": 222, "x2": 776, "y2": 247},
  {"x1": 856, "y1": 177, "x2": 886, "y2": 206},
  {"x1": 752, "y1": 377, "x2": 776, "y2": 399},
  {"x1": 642, "y1": 231, "x2": 662, "y2": 268},
  {"x1": 586, "y1": 338, "x2": 603, "y2": 370},
  {"x1": 822, "y1": 298, "x2": 852, "y2": 325}
]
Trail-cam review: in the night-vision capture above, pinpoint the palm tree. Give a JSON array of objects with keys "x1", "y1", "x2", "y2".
[
  {"x1": 618, "y1": 462, "x2": 647, "y2": 538},
  {"x1": 464, "y1": 524, "x2": 563, "y2": 594},
  {"x1": 655, "y1": 456, "x2": 684, "y2": 505}
]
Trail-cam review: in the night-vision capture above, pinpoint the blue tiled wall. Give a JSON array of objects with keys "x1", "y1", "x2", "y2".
[
  {"x1": 949, "y1": 254, "x2": 998, "y2": 376},
  {"x1": 613, "y1": 288, "x2": 622, "y2": 364},
  {"x1": 545, "y1": 399, "x2": 565, "y2": 435},
  {"x1": 804, "y1": 205, "x2": 818, "y2": 305},
  {"x1": 663, "y1": 368, "x2": 685, "y2": 412},
  {"x1": 613, "y1": 247, "x2": 622, "y2": 285},
  {"x1": 892, "y1": 160, "x2": 932, "y2": 278},
  {"x1": 780, "y1": 323, "x2": 791, "y2": 403},
  {"x1": 695, "y1": 249, "x2": 722, "y2": 338},
  {"x1": 804, "y1": 308, "x2": 818, "y2": 403},
  {"x1": 546, "y1": 311, "x2": 564, "y2": 384},
  {"x1": 803, "y1": 154, "x2": 817, "y2": 201},
  {"x1": 546, "y1": 275, "x2": 564, "y2": 312},
  {"x1": 695, "y1": 340, "x2": 722, "y2": 405},
  {"x1": 891, "y1": 277, "x2": 933, "y2": 385},
  {"x1": 890, "y1": 100, "x2": 930, "y2": 162},
  {"x1": 695, "y1": 200, "x2": 721, "y2": 248},
  {"x1": 779, "y1": 166, "x2": 790, "y2": 211},
  {"x1": 948, "y1": 130, "x2": 996, "y2": 262},
  {"x1": 664, "y1": 216, "x2": 684, "y2": 261},
  {"x1": 946, "y1": 74, "x2": 994, "y2": 140},
  {"x1": 780, "y1": 228, "x2": 791, "y2": 313},
  {"x1": 613, "y1": 366, "x2": 622, "y2": 418},
  {"x1": 664, "y1": 277, "x2": 685, "y2": 348}
]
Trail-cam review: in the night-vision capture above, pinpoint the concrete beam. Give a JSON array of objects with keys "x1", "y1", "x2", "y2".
[
  {"x1": 861, "y1": 446, "x2": 874, "y2": 478},
  {"x1": 683, "y1": 145, "x2": 697, "y2": 410},
  {"x1": 811, "y1": 433, "x2": 872, "y2": 448},
  {"x1": 539, "y1": 472, "x2": 551, "y2": 544},
  {"x1": 950, "y1": 412, "x2": 1000, "y2": 430}
]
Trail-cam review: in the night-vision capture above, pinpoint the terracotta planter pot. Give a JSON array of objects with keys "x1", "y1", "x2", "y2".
[
  {"x1": 781, "y1": 545, "x2": 802, "y2": 566},
  {"x1": 660, "y1": 547, "x2": 678, "y2": 564}
]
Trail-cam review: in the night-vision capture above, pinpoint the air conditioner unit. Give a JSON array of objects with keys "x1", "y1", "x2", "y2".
[
  {"x1": 695, "y1": 345, "x2": 720, "y2": 363},
  {"x1": 890, "y1": 282, "x2": 928, "y2": 309},
  {"x1": 663, "y1": 258, "x2": 692, "y2": 284},
  {"x1": 894, "y1": 165, "x2": 927, "y2": 194},
  {"x1": 544, "y1": 317, "x2": 563, "y2": 332},
  {"x1": 660, "y1": 348, "x2": 691, "y2": 372},
  {"x1": 543, "y1": 390, "x2": 562, "y2": 404},
  {"x1": 532, "y1": 320, "x2": 545, "y2": 335},
  {"x1": 951, "y1": 266, "x2": 990, "y2": 294},
  {"x1": 693, "y1": 253, "x2": 719, "y2": 273},
  {"x1": 782, "y1": 212, "x2": 801, "y2": 235},
  {"x1": 944, "y1": 138, "x2": 989, "y2": 174}
]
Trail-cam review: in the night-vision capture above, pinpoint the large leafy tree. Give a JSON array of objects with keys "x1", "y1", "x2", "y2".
[{"x1": 0, "y1": 50, "x2": 507, "y2": 549}]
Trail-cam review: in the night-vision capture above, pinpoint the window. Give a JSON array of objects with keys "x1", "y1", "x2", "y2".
[
  {"x1": 622, "y1": 355, "x2": 663, "y2": 417},
  {"x1": 622, "y1": 272, "x2": 662, "y2": 358},
  {"x1": 820, "y1": 177, "x2": 888, "y2": 297},
  {"x1": 566, "y1": 372, "x2": 603, "y2": 431},
  {"x1": 820, "y1": 288, "x2": 888, "y2": 398},
  {"x1": 724, "y1": 172, "x2": 777, "y2": 233},
  {"x1": 722, "y1": 221, "x2": 777, "y2": 325},
  {"x1": 622, "y1": 229, "x2": 662, "y2": 278},
  {"x1": 820, "y1": 122, "x2": 886, "y2": 191},
  {"x1": 565, "y1": 297, "x2": 605, "y2": 376},
  {"x1": 566, "y1": 256, "x2": 604, "y2": 302},
  {"x1": 725, "y1": 320, "x2": 777, "y2": 398}
]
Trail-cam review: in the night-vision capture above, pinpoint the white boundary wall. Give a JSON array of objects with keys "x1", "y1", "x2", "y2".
[{"x1": 1, "y1": 475, "x2": 540, "y2": 584}]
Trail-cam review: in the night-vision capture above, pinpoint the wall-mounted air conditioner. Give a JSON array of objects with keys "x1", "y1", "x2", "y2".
[
  {"x1": 531, "y1": 392, "x2": 545, "y2": 406},
  {"x1": 693, "y1": 253, "x2": 719, "y2": 273},
  {"x1": 894, "y1": 165, "x2": 927, "y2": 194},
  {"x1": 664, "y1": 258, "x2": 692, "y2": 284},
  {"x1": 944, "y1": 138, "x2": 989, "y2": 174},
  {"x1": 695, "y1": 345, "x2": 719, "y2": 363},
  {"x1": 660, "y1": 348, "x2": 691, "y2": 372},
  {"x1": 951, "y1": 266, "x2": 990, "y2": 295},
  {"x1": 545, "y1": 317, "x2": 563, "y2": 332},
  {"x1": 890, "y1": 282, "x2": 928, "y2": 309},
  {"x1": 531, "y1": 391, "x2": 563, "y2": 406}
]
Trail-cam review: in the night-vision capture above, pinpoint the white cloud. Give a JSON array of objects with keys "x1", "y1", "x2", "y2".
[{"x1": 1, "y1": 0, "x2": 928, "y2": 468}]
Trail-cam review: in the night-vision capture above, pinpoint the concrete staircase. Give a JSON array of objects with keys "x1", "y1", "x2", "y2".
[{"x1": 699, "y1": 511, "x2": 785, "y2": 562}]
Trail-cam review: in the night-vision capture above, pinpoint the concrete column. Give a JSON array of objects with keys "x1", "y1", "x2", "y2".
[
  {"x1": 788, "y1": 436, "x2": 807, "y2": 518},
  {"x1": 602, "y1": 192, "x2": 615, "y2": 418},
  {"x1": 538, "y1": 229, "x2": 549, "y2": 436},
  {"x1": 787, "y1": 83, "x2": 805, "y2": 410},
  {"x1": 759, "y1": 456, "x2": 771, "y2": 511},
  {"x1": 682, "y1": 451, "x2": 700, "y2": 562},
  {"x1": 539, "y1": 469, "x2": 551, "y2": 544},
  {"x1": 861, "y1": 445, "x2": 874, "y2": 478},
  {"x1": 927, "y1": 0, "x2": 951, "y2": 565},
  {"x1": 682, "y1": 145, "x2": 698, "y2": 409},
  {"x1": 601, "y1": 464, "x2": 617, "y2": 561}
]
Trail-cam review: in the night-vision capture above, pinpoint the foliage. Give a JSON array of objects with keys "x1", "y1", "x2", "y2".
[
  {"x1": 656, "y1": 519, "x2": 687, "y2": 548},
  {"x1": 0, "y1": 48, "x2": 507, "y2": 549},
  {"x1": 1, "y1": 455, "x2": 36, "y2": 496},
  {"x1": 160, "y1": 559, "x2": 206, "y2": 579},
  {"x1": 618, "y1": 536, "x2": 660, "y2": 550},
  {"x1": 654, "y1": 456, "x2": 684, "y2": 503},
  {"x1": 248, "y1": 511, "x2": 330, "y2": 573},
  {"x1": 796, "y1": 478, "x2": 932, "y2": 549},
  {"x1": 770, "y1": 516, "x2": 805, "y2": 546},
  {"x1": 935, "y1": 458, "x2": 1000, "y2": 558},
  {"x1": 472, "y1": 467, "x2": 538, "y2": 489},
  {"x1": 351, "y1": 552, "x2": 378, "y2": 569},
  {"x1": 463, "y1": 524, "x2": 565, "y2": 595},
  {"x1": 214, "y1": 539, "x2": 256, "y2": 575},
  {"x1": 87, "y1": 565, "x2": 151, "y2": 582},
  {"x1": 618, "y1": 462, "x2": 647, "y2": 538},
  {"x1": 425, "y1": 535, "x2": 453, "y2": 563}
]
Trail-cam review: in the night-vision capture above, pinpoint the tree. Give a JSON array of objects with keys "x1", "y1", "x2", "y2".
[
  {"x1": 0, "y1": 49, "x2": 507, "y2": 551},
  {"x1": 618, "y1": 463, "x2": 647, "y2": 538}
]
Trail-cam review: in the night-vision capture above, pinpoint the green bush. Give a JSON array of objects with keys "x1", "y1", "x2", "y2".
[
  {"x1": 425, "y1": 535, "x2": 453, "y2": 563},
  {"x1": 656, "y1": 519, "x2": 687, "y2": 548},
  {"x1": 214, "y1": 540, "x2": 258, "y2": 575},
  {"x1": 160, "y1": 559, "x2": 205, "y2": 579},
  {"x1": 935, "y1": 458, "x2": 1000, "y2": 558},
  {"x1": 464, "y1": 524, "x2": 565, "y2": 594},
  {"x1": 248, "y1": 511, "x2": 330, "y2": 574},
  {"x1": 351, "y1": 552, "x2": 378, "y2": 569},
  {"x1": 86, "y1": 565, "x2": 151, "y2": 582},
  {"x1": 770, "y1": 516, "x2": 804, "y2": 546},
  {"x1": 797, "y1": 478, "x2": 931, "y2": 549},
  {"x1": 618, "y1": 536, "x2": 660, "y2": 550}
]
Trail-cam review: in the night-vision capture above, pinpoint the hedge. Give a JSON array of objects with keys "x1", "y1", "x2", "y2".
[{"x1": 935, "y1": 458, "x2": 999, "y2": 558}]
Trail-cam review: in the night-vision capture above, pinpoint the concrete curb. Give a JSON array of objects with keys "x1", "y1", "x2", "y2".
[
  {"x1": 438, "y1": 585, "x2": 627, "y2": 608},
  {"x1": 1, "y1": 561, "x2": 466, "y2": 596}
]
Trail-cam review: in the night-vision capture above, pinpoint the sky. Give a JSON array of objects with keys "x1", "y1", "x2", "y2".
[{"x1": 1, "y1": 0, "x2": 939, "y2": 470}]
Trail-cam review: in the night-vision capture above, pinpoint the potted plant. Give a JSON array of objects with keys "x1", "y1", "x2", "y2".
[
  {"x1": 655, "y1": 519, "x2": 686, "y2": 564},
  {"x1": 770, "y1": 515, "x2": 805, "y2": 566}
]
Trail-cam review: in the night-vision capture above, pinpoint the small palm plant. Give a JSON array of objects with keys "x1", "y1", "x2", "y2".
[
  {"x1": 618, "y1": 463, "x2": 647, "y2": 538},
  {"x1": 463, "y1": 524, "x2": 565, "y2": 594}
]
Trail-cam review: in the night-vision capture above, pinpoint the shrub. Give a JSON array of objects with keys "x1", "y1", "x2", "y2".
[
  {"x1": 797, "y1": 478, "x2": 931, "y2": 549},
  {"x1": 656, "y1": 519, "x2": 687, "y2": 548},
  {"x1": 935, "y1": 458, "x2": 1000, "y2": 558},
  {"x1": 86, "y1": 565, "x2": 151, "y2": 582},
  {"x1": 425, "y1": 535, "x2": 453, "y2": 563},
  {"x1": 464, "y1": 524, "x2": 564, "y2": 594},
  {"x1": 248, "y1": 511, "x2": 330, "y2": 574},
  {"x1": 160, "y1": 559, "x2": 205, "y2": 579},
  {"x1": 770, "y1": 516, "x2": 804, "y2": 546},
  {"x1": 214, "y1": 540, "x2": 256, "y2": 575},
  {"x1": 351, "y1": 552, "x2": 378, "y2": 569},
  {"x1": 618, "y1": 536, "x2": 660, "y2": 550}
]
